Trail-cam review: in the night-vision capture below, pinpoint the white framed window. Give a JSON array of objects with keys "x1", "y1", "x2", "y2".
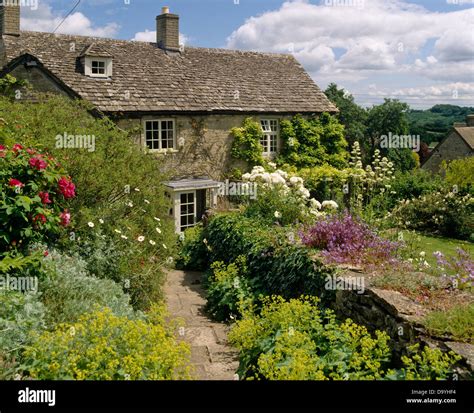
[
  {"x1": 179, "y1": 192, "x2": 196, "y2": 232},
  {"x1": 84, "y1": 57, "x2": 113, "y2": 78},
  {"x1": 260, "y1": 119, "x2": 279, "y2": 156},
  {"x1": 144, "y1": 119, "x2": 176, "y2": 151},
  {"x1": 91, "y1": 60, "x2": 106, "y2": 75}
]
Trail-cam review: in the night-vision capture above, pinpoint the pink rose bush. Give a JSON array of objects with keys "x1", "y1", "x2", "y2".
[{"x1": 0, "y1": 144, "x2": 76, "y2": 250}]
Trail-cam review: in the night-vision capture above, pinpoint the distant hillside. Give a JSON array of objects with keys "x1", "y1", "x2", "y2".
[{"x1": 408, "y1": 104, "x2": 474, "y2": 145}]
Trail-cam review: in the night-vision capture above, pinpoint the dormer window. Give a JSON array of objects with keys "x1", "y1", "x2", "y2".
[
  {"x1": 84, "y1": 57, "x2": 112, "y2": 78},
  {"x1": 80, "y1": 43, "x2": 113, "y2": 78}
]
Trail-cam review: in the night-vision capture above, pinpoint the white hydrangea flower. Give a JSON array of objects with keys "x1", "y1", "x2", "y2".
[
  {"x1": 322, "y1": 200, "x2": 338, "y2": 210},
  {"x1": 309, "y1": 198, "x2": 322, "y2": 210}
]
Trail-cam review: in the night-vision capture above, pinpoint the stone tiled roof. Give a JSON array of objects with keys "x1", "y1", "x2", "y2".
[
  {"x1": 2, "y1": 31, "x2": 338, "y2": 114},
  {"x1": 454, "y1": 126, "x2": 474, "y2": 150}
]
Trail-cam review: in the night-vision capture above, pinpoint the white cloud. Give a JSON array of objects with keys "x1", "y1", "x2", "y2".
[
  {"x1": 20, "y1": 1, "x2": 119, "y2": 37},
  {"x1": 226, "y1": 0, "x2": 474, "y2": 105},
  {"x1": 132, "y1": 30, "x2": 190, "y2": 45}
]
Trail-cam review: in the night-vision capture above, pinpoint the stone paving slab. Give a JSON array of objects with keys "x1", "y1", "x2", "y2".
[{"x1": 164, "y1": 269, "x2": 239, "y2": 380}]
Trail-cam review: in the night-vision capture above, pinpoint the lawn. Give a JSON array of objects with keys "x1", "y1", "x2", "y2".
[{"x1": 400, "y1": 231, "x2": 474, "y2": 267}]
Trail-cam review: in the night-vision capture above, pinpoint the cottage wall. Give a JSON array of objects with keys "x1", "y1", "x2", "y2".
[
  {"x1": 116, "y1": 114, "x2": 292, "y2": 180},
  {"x1": 423, "y1": 131, "x2": 473, "y2": 173},
  {"x1": 8, "y1": 64, "x2": 70, "y2": 96}
]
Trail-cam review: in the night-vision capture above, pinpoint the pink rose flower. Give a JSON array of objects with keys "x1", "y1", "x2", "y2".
[
  {"x1": 9, "y1": 178, "x2": 24, "y2": 188},
  {"x1": 12, "y1": 144, "x2": 23, "y2": 153},
  {"x1": 39, "y1": 191, "x2": 52, "y2": 204},
  {"x1": 29, "y1": 157, "x2": 48, "y2": 171},
  {"x1": 58, "y1": 177, "x2": 76, "y2": 199},
  {"x1": 33, "y1": 214, "x2": 47, "y2": 225},
  {"x1": 59, "y1": 210, "x2": 71, "y2": 227}
]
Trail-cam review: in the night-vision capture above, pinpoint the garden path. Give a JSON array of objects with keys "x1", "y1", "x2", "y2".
[{"x1": 164, "y1": 269, "x2": 239, "y2": 380}]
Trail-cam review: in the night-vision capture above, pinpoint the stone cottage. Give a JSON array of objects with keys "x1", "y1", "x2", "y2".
[
  {"x1": 422, "y1": 115, "x2": 474, "y2": 173},
  {"x1": 0, "y1": 4, "x2": 337, "y2": 232}
]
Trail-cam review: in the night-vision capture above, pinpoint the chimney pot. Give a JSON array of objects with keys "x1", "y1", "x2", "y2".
[{"x1": 162, "y1": 6, "x2": 170, "y2": 14}]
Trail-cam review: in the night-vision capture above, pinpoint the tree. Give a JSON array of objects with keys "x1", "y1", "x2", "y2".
[
  {"x1": 366, "y1": 99, "x2": 416, "y2": 171},
  {"x1": 324, "y1": 83, "x2": 368, "y2": 148}
]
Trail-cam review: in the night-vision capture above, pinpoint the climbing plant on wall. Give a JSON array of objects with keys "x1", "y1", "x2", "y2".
[
  {"x1": 230, "y1": 118, "x2": 265, "y2": 167},
  {"x1": 277, "y1": 113, "x2": 348, "y2": 168}
]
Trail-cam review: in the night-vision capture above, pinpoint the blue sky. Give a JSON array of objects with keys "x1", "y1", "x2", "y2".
[{"x1": 21, "y1": 0, "x2": 474, "y2": 108}]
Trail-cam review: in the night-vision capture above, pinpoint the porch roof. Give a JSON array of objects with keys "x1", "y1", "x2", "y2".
[{"x1": 163, "y1": 178, "x2": 220, "y2": 192}]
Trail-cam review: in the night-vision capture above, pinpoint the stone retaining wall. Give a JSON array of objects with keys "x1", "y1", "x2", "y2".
[{"x1": 331, "y1": 274, "x2": 473, "y2": 379}]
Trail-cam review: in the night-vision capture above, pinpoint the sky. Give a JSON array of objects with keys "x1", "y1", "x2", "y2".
[{"x1": 19, "y1": 0, "x2": 474, "y2": 109}]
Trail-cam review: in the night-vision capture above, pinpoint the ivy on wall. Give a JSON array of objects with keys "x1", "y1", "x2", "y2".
[
  {"x1": 230, "y1": 118, "x2": 265, "y2": 167},
  {"x1": 229, "y1": 114, "x2": 349, "y2": 171},
  {"x1": 278, "y1": 113, "x2": 348, "y2": 169}
]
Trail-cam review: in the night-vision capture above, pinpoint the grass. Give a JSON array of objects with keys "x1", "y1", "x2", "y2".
[
  {"x1": 424, "y1": 303, "x2": 474, "y2": 343},
  {"x1": 397, "y1": 231, "x2": 474, "y2": 267}
]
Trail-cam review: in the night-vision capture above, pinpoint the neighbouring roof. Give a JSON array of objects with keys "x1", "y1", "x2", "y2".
[
  {"x1": 454, "y1": 126, "x2": 474, "y2": 150},
  {"x1": 1, "y1": 31, "x2": 338, "y2": 114}
]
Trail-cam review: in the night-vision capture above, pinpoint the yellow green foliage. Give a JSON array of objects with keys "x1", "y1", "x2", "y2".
[
  {"x1": 399, "y1": 344, "x2": 461, "y2": 380},
  {"x1": 444, "y1": 157, "x2": 474, "y2": 194},
  {"x1": 230, "y1": 296, "x2": 462, "y2": 381},
  {"x1": 229, "y1": 296, "x2": 392, "y2": 380},
  {"x1": 22, "y1": 306, "x2": 191, "y2": 380}
]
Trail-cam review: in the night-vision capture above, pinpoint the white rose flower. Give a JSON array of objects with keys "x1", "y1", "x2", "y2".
[
  {"x1": 88, "y1": 222, "x2": 95, "y2": 228},
  {"x1": 274, "y1": 211, "x2": 282, "y2": 219},
  {"x1": 137, "y1": 236, "x2": 145, "y2": 242}
]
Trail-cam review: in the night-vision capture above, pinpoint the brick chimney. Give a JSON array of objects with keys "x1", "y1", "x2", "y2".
[
  {"x1": 0, "y1": 2, "x2": 20, "y2": 36},
  {"x1": 156, "y1": 6, "x2": 180, "y2": 51},
  {"x1": 466, "y1": 114, "x2": 474, "y2": 127}
]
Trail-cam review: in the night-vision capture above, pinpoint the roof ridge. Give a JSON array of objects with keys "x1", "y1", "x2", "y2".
[{"x1": 18, "y1": 30, "x2": 294, "y2": 58}]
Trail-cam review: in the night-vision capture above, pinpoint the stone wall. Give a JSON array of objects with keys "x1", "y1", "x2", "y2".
[
  {"x1": 332, "y1": 274, "x2": 473, "y2": 379},
  {"x1": 422, "y1": 131, "x2": 473, "y2": 173},
  {"x1": 117, "y1": 114, "x2": 289, "y2": 180},
  {"x1": 8, "y1": 64, "x2": 71, "y2": 96}
]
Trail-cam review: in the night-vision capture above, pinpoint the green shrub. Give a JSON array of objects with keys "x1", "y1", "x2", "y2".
[
  {"x1": 383, "y1": 169, "x2": 446, "y2": 210},
  {"x1": 424, "y1": 304, "x2": 474, "y2": 343},
  {"x1": 297, "y1": 165, "x2": 350, "y2": 201},
  {"x1": 204, "y1": 256, "x2": 254, "y2": 322},
  {"x1": 389, "y1": 190, "x2": 474, "y2": 240},
  {"x1": 444, "y1": 157, "x2": 474, "y2": 195},
  {"x1": 395, "y1": 344, "x2": 461, "y2": 380},
  {"x1": 40, "y1": 250, "x2": 135, "y2": 325},
  {"x1": 21, "y1": 306, "x2": 191, "y2": 380},
  {"x1": 205, "y1": 214, "x2": 334, "y2": 301},
  {"x1": 0, "y1": 94, "x2": 175, "y2": 309},
  {"x1": 229, "y1": 296, "x2": 393, "y2": 380},
  {"x1": 0, "y1": 289, "x2": 46, "y2": 375},
  {"x1": 229, "y1": 296, "x2": 461, "y2": 381},
  {"x1": 0, "y1": 144, "x2": 76, "y2": 252},
  {"x1": 176, "y1": 224, "x2": 209, "y2": 270}
]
